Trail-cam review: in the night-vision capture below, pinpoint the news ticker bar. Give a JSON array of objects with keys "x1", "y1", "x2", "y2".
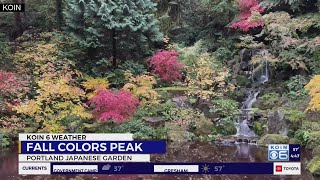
[{"x1": 19, "y1": 162, "x2": 301, "y2": 175}]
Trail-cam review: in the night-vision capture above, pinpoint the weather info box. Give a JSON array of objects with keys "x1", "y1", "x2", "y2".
[{"x1": 18, "y1": 134, "x2": 301, "y2": 175}]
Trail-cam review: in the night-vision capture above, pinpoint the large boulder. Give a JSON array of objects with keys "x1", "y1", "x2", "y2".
[
  {"x1": 306, "y1": 156, "x2": 320, "y2": 176},
  {"x1": 306, "y1": 131, "x2": 320, "y2": 150},
  {"x1": 313, "y1": 146, "x2": 320, "y2": 157},
  {"x1": 142, "y1": 117, "x2": 164, "y2": 128},
  {"x1": 171, "y1": 96, "x2": 190, "y2": 108},
  {"x1": 267, "y1": 110, "x2": 288, "y2": 135},
  {"x1": 258, "y1": 134, "x2": 289, "y2": 145}
]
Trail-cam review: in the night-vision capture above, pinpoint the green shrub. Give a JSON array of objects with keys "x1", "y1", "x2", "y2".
[
  {"x1": 95, "y1": 118, "x2": 167, "y2": 140},
  {"x1": 285, "y1": 110, "x2": 305, "y2": 129},
  {"x1": 210, "y1": 98, "x2": 239, "y2": 118},
  {"x1": 0, "y1": 133, "x2": 11, "y2": 148},
  {"x1": 306, "y1": 131, "x2": 320, "y2": 149},
  {"x1": 213, "y1": 47, "x2": 232, "y2": 64},
  {"x1": 253, "y1": 121, "x2": 264, "y2": 136},
  {"x1": 311, "y1": 48, "x2": 320, "y2": 74},
  {"x1": 293, "y1": 129, "x2": 310, "y2": 146},
  {"x1": 260, "y1": 93, "x2": 281, "y2": 108},
  {"x1": 212, "y1": 117, "x2": 237, "y2": 136},
  {"x1": 286, "y1": 75, "x2": 308, "y2": 100},
  {"x1": 0, "y1": 33, "x2": 13, "y2": 70}
]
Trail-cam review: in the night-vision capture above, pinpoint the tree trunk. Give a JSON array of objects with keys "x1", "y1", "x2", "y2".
[
  {"x1": 56, "y1": 0, "x2": 63, "y2": 30},
  {"x1": 112, "y1": 29, "x2": 117, "y2": 67},
  {"x1": 14, "y1": 0, "x2": 23, "y2": 38}
]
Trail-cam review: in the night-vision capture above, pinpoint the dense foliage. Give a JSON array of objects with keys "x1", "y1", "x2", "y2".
[
  {"x1": 0, "y1": 2, "x2": 320, "y2": 173},
  {"x1": 147, "y1": 50, "x2": 184, "y2": 82},
  {"x1": 64, "y1": 0, "x2": 163, "y2": 68},
  {"x1": 305, "y1": 75, "x2": 320, "y2": 112},
  {"x1": 230, "y1": 0, "x2": 265, "y2": 32},
  {"x1": 123, "y1": 73, "x2": 159, "y2": 106},
  {"x1": 88, "y1": 89, "x2": 140, "y2": 124}
]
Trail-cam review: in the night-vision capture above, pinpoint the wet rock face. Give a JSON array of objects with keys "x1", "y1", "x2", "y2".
[
  {"x1": 267, "y1": 110, "x2": 288, "y2": 135},
  {"x1": 239, "y1": 49, "x2": 270, "y2": 71}
]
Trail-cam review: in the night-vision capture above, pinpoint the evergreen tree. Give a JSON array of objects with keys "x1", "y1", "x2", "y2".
[
  {"x1": 64, "y1": 0, "x2": 163, "y2": 67},
  {"x1": 56, "y1": 0, "x2": 64, "y2": 31}
]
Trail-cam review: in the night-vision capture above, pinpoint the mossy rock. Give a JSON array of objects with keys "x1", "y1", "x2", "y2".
[
  {"x1": 258, "y1": 134, "x2": 289, "y2": 146},
  {"x1": 252, "y1": 121, "x2": 264, "y2": 136},
  {"x1": 235, "y1": 75, "x2": 251, "y2": 87},
  {"x1": 167, "y1": 130, "x2": 189, "y2": 142},
  {"x1": 194, "y1": 117, "x2": 214, "y2": 136},
  {"x1": 306, "y1": 156, "x2": 320, "y2": 176},
  {"x1": 302, "y1": 121, "x2": 320, "y2": 131},
  {"x1": 313, "y1": 146, "x2": 320, "y2": 157},
  {"x1": 306, "y1": 131, "x2": 320, "y2": 150},
  {"x1": 165, "y1": 122, "x2": 189, "y2": 142},
  {"x1": 289, "y1": 138, "x2": 300, "y2": 144}
]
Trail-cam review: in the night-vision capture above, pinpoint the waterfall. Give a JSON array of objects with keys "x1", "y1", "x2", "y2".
[
  {"x1": 235, "y1": 90, "x2": 260, "y2": 138},
  {"x1": 235, "y1": 49, "x2": 270, "y2": 139}
]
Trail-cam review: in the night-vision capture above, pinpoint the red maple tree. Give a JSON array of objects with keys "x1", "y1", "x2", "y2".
[
  {"x1": 230, "y1": 0, "x2": 264, "y2": 32},
  {"x1": 88, "y1": 88, "x2": 140, "y2": 124},
  {"x1": 0, "y1": 71, "x2": 29, "y2": 97},
  {"x1": 0, "y1": 71, "x2": 29, "y2": 112},
  {"x1": 147, "y1": 50, "x2": 184, "y2": 82}
]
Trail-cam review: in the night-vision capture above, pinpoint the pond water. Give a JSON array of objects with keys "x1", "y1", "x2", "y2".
[{"x1": 0, "y1": 142, "x2": 316, "y2": 180}]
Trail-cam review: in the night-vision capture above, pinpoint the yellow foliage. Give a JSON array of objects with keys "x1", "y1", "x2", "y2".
[
  {"x1": 251, "y1": 54, "x2": 279, "y2": 65},
  {"x1": 262, "y1": 12, "x2": 315, "y2": 38},
  {"x1": 186, "y1": 53, "x2": 230, "y2": 100},
  {"x1": 123, "y1": 73, "x2": 159, "y2": 106},
  {"x1": 82, "y1": 77, "x2": 109, "y2": 99},
  {"x1": 305, "y1": 75, "x2": 320, "y2": 112},
  {"x1": 14, "y1": 33, "x2": 92, "y2": 132},
  {"x1": 82, "y1": 78, "x2": 109, "y2": 91}
]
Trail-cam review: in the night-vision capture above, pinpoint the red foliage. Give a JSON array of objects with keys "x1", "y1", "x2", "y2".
[
  {"x1": 230, "y1": 0, "x2": 264, "y2": 32},
  {"x1": 0, "y1": 71, "x2": 29, "y2": 113},
  {"x1": 88, "y1": 88, "x2": 140, "y2": 124},
  {"x1": 0, "y1": 71, "x2": 29, "y2": 97},
  {"x1": 147, "y1": 50, "x2": 184, "y2": 82}
]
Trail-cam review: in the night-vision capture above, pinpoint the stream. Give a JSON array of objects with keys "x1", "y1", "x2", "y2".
[{"x1": 0, "y1": 143, "x2": 315, "y2": 180}]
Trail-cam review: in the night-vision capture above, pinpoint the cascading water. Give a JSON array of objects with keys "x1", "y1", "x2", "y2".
[
  {"x1": 235, "y1": 90, "x2": 260, "y2": 137},
  {"x1": 235, "y1": 49, "x2": 270, "y2": 139}
]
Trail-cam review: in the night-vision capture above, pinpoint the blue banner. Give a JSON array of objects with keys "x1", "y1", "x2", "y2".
[
  {"x1": 50, "y1": 163, "x2": 274, "y2": 174},
  {"x1": 289, "y1": 144, "x2": 300, "y2": 161},
  {"x1": 20, "y1": 141, "x2": 166, "y2": 154}
]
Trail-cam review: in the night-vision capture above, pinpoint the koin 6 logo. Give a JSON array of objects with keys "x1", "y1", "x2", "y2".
[
  {"x1": 268, "y1": 144, "x2": 289, "y2": 161},
  {"x1": 269, "y1": 150, "x2": 288, "y2": 160}
]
